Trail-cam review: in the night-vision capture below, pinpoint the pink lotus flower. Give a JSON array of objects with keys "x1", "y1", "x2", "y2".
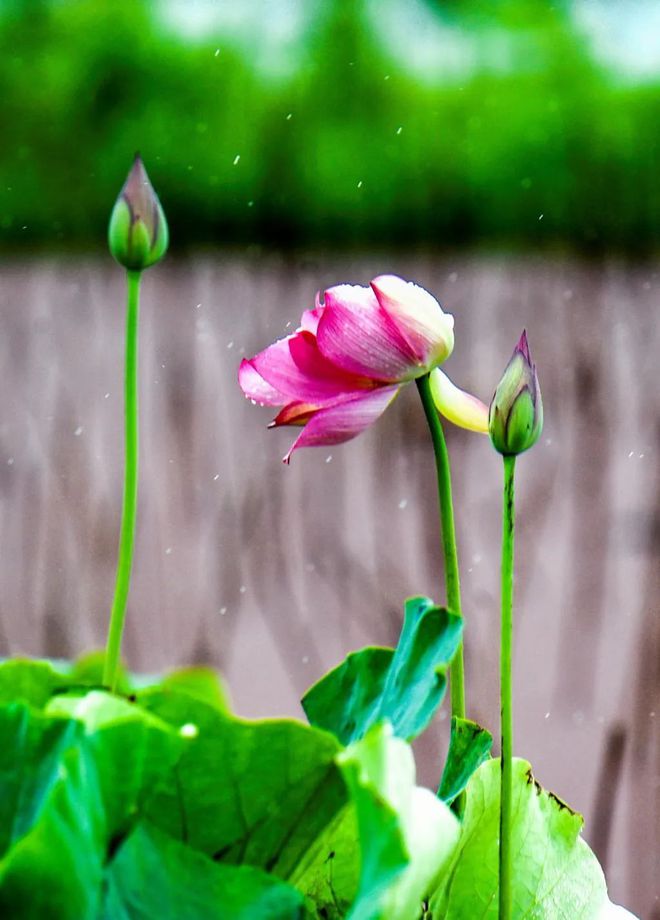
[{"x1": 239, "y1": 275, "x2": 488, "y2": 462}]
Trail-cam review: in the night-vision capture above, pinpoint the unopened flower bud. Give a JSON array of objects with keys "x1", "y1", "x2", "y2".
[
  {"x1": 108, "y1": 155, "x2": 168, "y2": 271},
  {"x1": 489, "y1": 330, "x2": 543, "y2": 456}
]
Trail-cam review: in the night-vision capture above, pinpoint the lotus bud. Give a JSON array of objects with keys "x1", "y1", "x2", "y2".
[
  {"x1": 108, "y1": 155, "x2": 168, "y2": 271},
  {"x1": 489, "y1": 330, "x2": 543, "y2": 456}
]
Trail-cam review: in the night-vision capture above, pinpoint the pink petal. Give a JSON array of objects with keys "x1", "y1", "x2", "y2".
[
  {"x1": 238, "y1": 358, "x2": 286, "y2": 406},
  {"x1": 270, "y1": 401, "x2": 316, "y2": 427},
  {"x1": 429, "y1": 368, "x2": 489, "y2": 433},
  {"x1": 300, "y1": 301, "x2": 324, "y2": 334},
  {"x1": 283, "y1": 385, "x2": 401, "y2": 463},
  {"x1": 316, "y1": 284, "x2": 418, "y2": 382},
  {"x1": 249, "y1": 330, "x2": 373, "y2": 404},
  {"x1": 371, "y1": 275, "x2": 455, "y2": 369}
]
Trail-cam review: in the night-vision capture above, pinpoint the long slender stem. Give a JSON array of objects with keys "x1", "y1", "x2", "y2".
[
  {"x1": 416, "y1": 374, "x2": 466, "y2": 722},
  {"x1": 103, "y1": 269, "x2": 141, "y2": 691},
  {"x1": 499, "y1": 454, "x2": 516, "y2": 920}
]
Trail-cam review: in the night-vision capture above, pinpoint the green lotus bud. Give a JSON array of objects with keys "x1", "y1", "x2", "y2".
[
  {"x1": 489, "y1": 330, "x2": 543, "y2": 456},
  {"x1": 108, "y1": 155, "x2": 168, "y2": 271}
]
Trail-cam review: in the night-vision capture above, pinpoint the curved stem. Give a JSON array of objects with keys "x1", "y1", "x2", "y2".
[
  {"x1": 416, "y1": 374, "x2": 466, "y2": 722},
  {"x1": 499, "y1": 454, "x2": 516, "y2": 920},
  {"x1": 103, "y1": 269, "x2": 141, "y2": 692}
]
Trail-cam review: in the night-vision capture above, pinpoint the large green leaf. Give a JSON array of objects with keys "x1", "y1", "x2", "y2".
[
  {"x1": 0, "y1": 703, "x2": 106, "y2": 919},
  {"x1": 302, "y1": 597, "x2": 462, "y2": 744},
  {"x1": 338, "y1": 722, "x2": 460, "y2": 920},
  {"x1": 0, "y1": 694, "x2": 186, "y2": 918},
  {"x1": 437, "y1": 717, "x2": 493, "y2": 806},
  {"x1": 103, "y1": 821, "x2": 306, "y2": 920},
  {"x1": 139, "y1": 689, "x2": 347, "y2": 880},
  {"x1": 0, "y1": 659, "x2": 69, "y2": 708},
  {"x1": 44, "y1": 690, "x2": 184, "y2": 839},
  {"x1": 160, "y1": 665, "x2": 230, "y2": 711},
  {"x1": 430, "y1": 758, "x2": 608, "y2": 918},
  {"x1": 287, "y1": 804, "x2": 360, "y2": 919}
]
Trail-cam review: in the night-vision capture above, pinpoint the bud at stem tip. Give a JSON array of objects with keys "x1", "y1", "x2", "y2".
[
  {"x1": 489, "y1": 330, "x2": 543, "y2": 456},
  {"x1": 108, "y1": 155, "x2": 168, "y2": 271}
]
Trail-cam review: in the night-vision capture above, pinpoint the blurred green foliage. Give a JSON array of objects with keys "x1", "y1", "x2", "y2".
[{"x1": 0, "y1": 0, "x2": 658, "y2": 252}]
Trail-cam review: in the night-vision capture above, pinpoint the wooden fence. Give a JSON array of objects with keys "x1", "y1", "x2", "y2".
[{"x1": 0, "y1": 254, "x2": 657, "y2": 915}]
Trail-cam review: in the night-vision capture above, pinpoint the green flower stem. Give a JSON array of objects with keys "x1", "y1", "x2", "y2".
[
  {"x1": 499, "y1": 454, "x2": 516, "y2": 920},
  {"x1": 416, "y1": 374, "x2": 466, "y2": 722},
  {"x1": 103, "y1": 269, "x2": 142, "y2": 692}
]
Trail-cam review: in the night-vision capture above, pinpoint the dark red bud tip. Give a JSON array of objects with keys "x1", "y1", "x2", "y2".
[{"x1": 515, "y1": 329, "x2": 531, "y2": 363}]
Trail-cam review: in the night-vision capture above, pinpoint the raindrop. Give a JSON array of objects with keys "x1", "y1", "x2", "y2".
[
  {"x1": 227, "y1": 341, "x2": 234, "y2": 349},
  {"x1": 165, "y1": 547, "x2": 172, "y2": 555},
  {"x1": 357, "y1": 180, "x2": 363, "y2": 188},
  {"x1": 286, "y1": 113, "x2": 293, "y2": 120},
  {"x1": 398, "y1": 499, "x2": 408, "y2": 510},
  {"x1": 213, "y1": 473, "x2": 220, "y2": 481},
  {"x1": 214, "y1": 49, "x2": 220, "y2": 58},
  {"x1": 180, "y1": 723, "x2": 198, "y2": 738},
  {"x1": 7, "y1": 457, "x2": 14, "y2": 466},
  {"x1": 396, "y1": 126, "x2": 403, "y2": 135},
  {"x1": 302, "y1": 655, "x2": 309, "y2": 664},
  {"x1": 448, "y1": 272, "x2": 458, "y2": 283},
  {"x1": 239, "y1": 585, "x2": 246, "y2": 594},
  {"x1": 544, "y1": 712, "x2": 550, "y2": 719},
  {"x1": 219, "y1": 607, "x2": 228, "y2": 616},
  {"x1": 233, "y1": 155, "x2": 241, "y2": 166},
  {"x1": 74, "y1": 426, "x2": 83, "y2": 437},
  {"x1": 538, "y1": 213, "x2": 544, "y2": 220},
  {"x1": 104, "y1": 393, "x2": 110, "y2": 399},
  {"x1": 325, "y1": 455, "x2": 333, "y2": 463},
  {"x1": 628, "y1": 451, "x2": 634, "y2": 458}
]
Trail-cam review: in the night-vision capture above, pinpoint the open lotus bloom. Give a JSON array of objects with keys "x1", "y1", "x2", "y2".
[{"x1": 239, "y1": 274, "x2": 489, "y2": 462}]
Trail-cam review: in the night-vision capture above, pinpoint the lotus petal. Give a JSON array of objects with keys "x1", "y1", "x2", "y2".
[
  {"x1": 430, "y1": 368, "x2": 489, "y2": 433},
  {"x1": 283, "y1": 385, "x2": 400, "y2": 462}
]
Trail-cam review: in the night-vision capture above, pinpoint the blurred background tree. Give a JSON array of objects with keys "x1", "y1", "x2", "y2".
[{"x1": 0, "y1": 0, "x2": 657, "y2": 253}]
